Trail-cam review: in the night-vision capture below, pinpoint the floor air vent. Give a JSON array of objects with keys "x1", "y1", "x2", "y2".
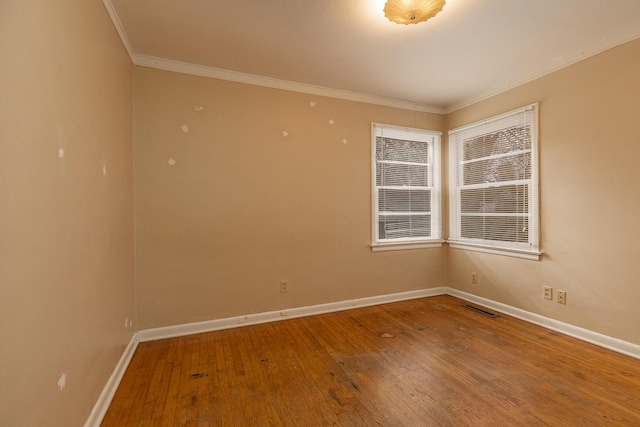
[{"x1": 463, "y1": 304, "x2": 499, "y2": 318}]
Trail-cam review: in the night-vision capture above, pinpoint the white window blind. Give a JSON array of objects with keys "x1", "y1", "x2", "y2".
[
  {"x1": 372, "y1": 123, "x2": 442, "y2": 248},
  {"x1": 448, "y1": 104, "x2": 540, "y2": 259}
]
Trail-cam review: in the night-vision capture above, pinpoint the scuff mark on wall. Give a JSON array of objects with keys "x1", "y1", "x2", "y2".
[
  {"x1": 168, "y1": 158, "x2": 177, "y2": 166},
  {"x1": 57, "y1": 373, "x2": 67, "y2": 391}
]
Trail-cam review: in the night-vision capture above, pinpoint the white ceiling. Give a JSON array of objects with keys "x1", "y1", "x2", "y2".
[{"x1": 106, "y1": 0, "x2": 640, "y2": 112}]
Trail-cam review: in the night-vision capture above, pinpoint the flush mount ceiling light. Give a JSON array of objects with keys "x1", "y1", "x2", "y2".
[{"x1": 383, "y1": 0, "x2": 446, "y2": 25}]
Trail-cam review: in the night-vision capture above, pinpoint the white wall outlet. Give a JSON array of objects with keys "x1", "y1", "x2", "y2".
[
  {"x1": 471, "y1": 272, "x2": 478, "y2": 284},
  {"x1": 543, "y1": 286, "x2": 553, "y2": 300},
  {"x1": 557, "y1": 290, "x2": 567, "y2": 304},
  {"x1": 280, "y1": 281, "x2": 288, "y2": 293}
]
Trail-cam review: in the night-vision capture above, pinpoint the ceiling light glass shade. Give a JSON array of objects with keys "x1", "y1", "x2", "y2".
[{"x1": 383, "y1": 0, "x2": 446, "y2": 25}]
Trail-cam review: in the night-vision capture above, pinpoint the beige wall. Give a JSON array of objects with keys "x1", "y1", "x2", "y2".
[
  {"x1": 134, "y1": 66, "x2": 446, "y2": 329},
  {"x1": 0, "y1": 1, "x2": 134, "y2": 426},
  {"x1": 445, "y1": 38, "x2": 640, "y2": 345},
  {"x1": 2, "y1": 3, "x2": 638, "y2": 421}
]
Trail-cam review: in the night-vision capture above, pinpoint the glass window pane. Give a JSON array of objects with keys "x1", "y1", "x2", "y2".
[
  {"x1": 378, "y1": 189, "x2": 431, "y2": 212},
  {"x1": 460, "y1": 185, "x2": 529, "y2": 214},
  {"x1": 461, "y1": 216, "x2": 529, "y2": 243},
  {"x1": 378, "y1": 215, "x2": 431, "y2": 239}
]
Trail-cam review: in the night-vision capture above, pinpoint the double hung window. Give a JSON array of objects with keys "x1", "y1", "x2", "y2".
[
  {"x1": 371, "y1": 124, "x2": 442, "y2": 251},
  {"x1": 448, "y1": 104, "x2": 540, "y2": 259}
]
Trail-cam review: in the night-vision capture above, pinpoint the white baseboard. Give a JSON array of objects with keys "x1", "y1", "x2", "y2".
[
  {"x1": 86, "y1": 285, "x2": 640, "y2": 426},
  {"x1": 446, "y1": 288, "x2": 640, "y2": 360},
  {"x1": 84, "y1": 334, "x2": 139, "y2": 427},
  {"x1": 137, "y1": 287, "x2": 448, "y2": 342}
]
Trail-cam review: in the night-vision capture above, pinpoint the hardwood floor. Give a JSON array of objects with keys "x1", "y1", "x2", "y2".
[{"x1": 102, "y1": 296, "x2": 640, "y2": 426}]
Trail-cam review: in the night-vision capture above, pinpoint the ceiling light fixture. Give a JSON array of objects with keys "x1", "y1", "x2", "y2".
[{"x1": 383, "y1": 0, "x2": 446, "y2": 25}]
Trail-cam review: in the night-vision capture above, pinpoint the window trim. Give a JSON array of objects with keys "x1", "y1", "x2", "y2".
[
  {"x1": 371, "y1": 123, "x2": 443, "y2": 252},
  {"x1": 447, "y1": 241, "x2": 542, "y2": 260},
  {"x1": 447, "y1": 104, "x2": 542, "y2": 260},
  {"x1": 371, "y1": 241, "x2": 444, "y2": 252}
]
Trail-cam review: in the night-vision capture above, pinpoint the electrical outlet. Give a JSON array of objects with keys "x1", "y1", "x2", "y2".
[
  {"x1": 543, "y1": 286, "x2": 553, "y2": 300},
  {"x1": 280, "y1": 281, "x2": 289, "y2": 293},
  {"x1": 557, "y1": 290, "x2": 567, "y2": 304},
  {"x1": 471, "y1": 272, "x2": 478, "y2": 284}
]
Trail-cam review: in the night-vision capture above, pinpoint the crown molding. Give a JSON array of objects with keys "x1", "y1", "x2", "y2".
[
  {"x1": 445, "y1": 25, "x2": 640, "y2": 113},
  {"x1": 103, "y1": 0, "x2": 639, "y2": 115},
  {"x1": 102, "y1": 0, "x2": 134, "y2": 62},
  {"x1": 133, "y1": 54, "x2": 445, "y2": 114},
  {"x1": 101, "y1": 0, "x2": 443, "y2": 114}
]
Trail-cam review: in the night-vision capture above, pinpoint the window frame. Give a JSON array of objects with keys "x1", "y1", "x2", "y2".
[
  {"x1": 371, "y1": 123, "x2": 443, "y2": 252},
  {"x1": 448, "y1": 103, "x2": 541, "y2": 260}
]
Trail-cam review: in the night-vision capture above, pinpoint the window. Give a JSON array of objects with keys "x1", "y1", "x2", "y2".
[
  {"x1": 371, "y1": 123, "x2": 442, "y2": 251},
  {"x1": 448, "y1": 104, "x2": 541, "y2": 260}
]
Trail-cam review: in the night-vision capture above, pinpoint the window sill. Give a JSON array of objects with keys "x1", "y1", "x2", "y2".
[
  {"x1": 371, "y1": 240, "x2": 444, "y2": 252},
  {"x1": 447, "y1": 241, "x2": 542, "y2": 260}
]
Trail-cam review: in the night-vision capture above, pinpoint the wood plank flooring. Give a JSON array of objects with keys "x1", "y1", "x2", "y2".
[{"x1": 101, "y1": 295, "x2": 640, "y2": 426}]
